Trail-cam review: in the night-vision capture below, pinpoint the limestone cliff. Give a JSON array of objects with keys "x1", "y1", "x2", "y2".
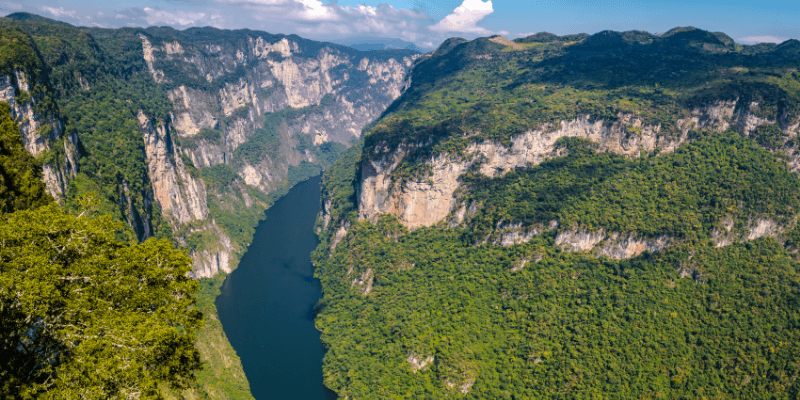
[
  {"x1": 358, "y1": 100, "x2": 772, "y2": 232},
  {"x1": 134, "y1": 28, "x2": 418, "y2": 276},
  {"x1": 353, "y1": 97, "x2": 799, "y2": 258},
  {"x1": 137, "y1": 110, "x2": 207, "y2": 225},
  {"x1": 0, "y1": 72, "x2": 78, "y2": 200}
]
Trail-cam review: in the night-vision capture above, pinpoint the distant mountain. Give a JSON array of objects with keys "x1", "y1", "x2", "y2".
[
  {"x1": 332, "y1": 37, "x2": 431, "y2": 53},
  {"x1": 3, "y1": 11, "x2": 74, "y2": 27}
]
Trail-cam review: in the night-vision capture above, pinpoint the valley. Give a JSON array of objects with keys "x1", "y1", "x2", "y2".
[{"x1": 2, "y1": 10, "x2": 800, "y2": 400}]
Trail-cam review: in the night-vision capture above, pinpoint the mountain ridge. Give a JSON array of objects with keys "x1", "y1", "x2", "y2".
[
  {"x1": 0, "y1": 13, "x2": 420, "y2": 399},
  {"x1": 314, "y1": 26, "x2": 800, "y2": 398}
]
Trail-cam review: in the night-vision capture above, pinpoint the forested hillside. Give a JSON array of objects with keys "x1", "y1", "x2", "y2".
[
  {"x1": 0, "y1": 12, "x2": 418, "y2": 399},
  {"x1": 314, "y1": 28, "x2": 800, "y2": 398},
  {"x1": 0, "y1": 103, "x2": 203, "y2": 399}
]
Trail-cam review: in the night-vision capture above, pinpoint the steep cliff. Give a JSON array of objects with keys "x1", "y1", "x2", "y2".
[
  {"x1": 131, "y1": 27, "x2": 418, "y2": 276},
  {"x1": 1, "y1": 13, "x2": 418, "y2": 400},
  {"x1": 1, "y1": 15, "x2": 418, "y2": 275},
  {"x1": 0, "y1": 27, "x2": 79, "y2": 200},
  {"x1": 314, "y1": 29, "x2": 800, "y2": 398}
]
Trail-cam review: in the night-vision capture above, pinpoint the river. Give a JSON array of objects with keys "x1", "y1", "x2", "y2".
[{"x1": 215, "y1": 175, "x2": 336, "y2": 399}]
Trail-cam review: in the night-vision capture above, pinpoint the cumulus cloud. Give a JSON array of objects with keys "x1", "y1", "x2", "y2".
[
  {"x1": 429, "y1": 0, "x2": 496, "y2": 35},
  {"x1": 738, "y1": 35, "x2": 791, "y2": 44},
  {"x1": 142, "y1": 7, "x2": 210, "y2": 26},
  {"x1": 41, "y1": 6, "x2": 76, "y2": 18},
  {"x1": 28, "y1": 0, "x2": 506, "y2": 49},
  {"x1": 219, "y1": 0, "x2": 433, "y2": 44}
]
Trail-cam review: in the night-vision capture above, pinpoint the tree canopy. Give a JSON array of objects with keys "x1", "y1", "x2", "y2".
[{"x1": 0, "y1": 203, "x2": 203, "y2": 399}]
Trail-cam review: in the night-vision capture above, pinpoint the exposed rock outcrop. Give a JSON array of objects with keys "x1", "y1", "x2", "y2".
[
  {"x1": 712, "y1": 217, "x2": 788, "y2": 247},
  {"x1": 407, "y1": 353, "x2": 434, "y2": 373},
  {"x1": 137, "y1": 111, "x2": 208, "y2": 225},
  {"x1": 359, "y1": 112, "x2": 681, "y2": 229},
  {"x1": 134, "y1": 31, "x2": 418, "y2": 276},
  {"x1": 192, "y1": 224, "x2": 235, "y2": 278},
  {"x1": 358, "y1": 98, "x2": 793, "y2": 232},
  {"x1": 0, "y1": 72, "x2": 78, "y2": 200}
]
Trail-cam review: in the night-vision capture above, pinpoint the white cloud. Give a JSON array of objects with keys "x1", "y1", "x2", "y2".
[
  {"x1": 41, "y1": 6, "x2": 76, "y2": 18},
  {"x1": 429, "y1": 0, "x2": 495, "y2": 35},
  {"x1": 297, "y1": 0, "x2": 334, "y2": 20},
  {"x1": 142, "y1": 7, "x2": 209, "y2": 26},
  {"x1": 738, "y1": 35, "x2": 791, "y2": 44},
  {"x1": 222, "y1": 0, "x2": 433, "y2": 44}
]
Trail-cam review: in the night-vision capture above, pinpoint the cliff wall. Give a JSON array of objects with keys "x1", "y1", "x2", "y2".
[
  {"x1": 135, "y1": 30, "x2": 418, "y2": 276},
  {"x1": 0, "y1": 72, "x2": 78, "y2": 200}
]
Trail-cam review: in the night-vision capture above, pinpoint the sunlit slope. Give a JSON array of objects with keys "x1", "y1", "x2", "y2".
[{"x1": 314, "y1": 28, "x2": 800, "y2": 398}]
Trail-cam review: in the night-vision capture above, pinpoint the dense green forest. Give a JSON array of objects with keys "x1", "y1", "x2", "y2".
[
  {"x1": 366, "y1": 29, "x2": 800, "y2": 182},
  {"x1": 0, "y1": 104, "x2": 203, "y2": 399},
  {"x1": 315, "y1": 135, "x2": 800, "y2": 398},
  {"x1": 314, "y1": 29, "x2": 800, "y2": 398}
]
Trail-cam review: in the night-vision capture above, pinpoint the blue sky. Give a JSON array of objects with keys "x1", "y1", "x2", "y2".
[{"x1": 2, "y1": 0, "x2": 798, "y2": 49}]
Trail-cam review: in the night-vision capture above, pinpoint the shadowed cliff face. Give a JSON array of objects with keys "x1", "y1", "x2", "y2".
[
  {"x1": 0, "y1": 17, "x2": 419, "y2": 277},
  {"x1": 0, "y1": 72, "x2": 78, "y2": 201},
  {"x1": 135, "y1": 29, "x2": 419, "y2": 276}
]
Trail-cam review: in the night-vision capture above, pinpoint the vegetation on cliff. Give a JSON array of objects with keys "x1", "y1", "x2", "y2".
[
  {"x1": 366, "y1": 29, "x2": 800, "y2": 182},
  {"x1": 315, "y1": 28, "x2": 800, "y2": 398},
  {"x1": 461, "y1": 132, "x2": 800, "y2": 243},
  {"x1": 1, "y1": 104, "x2": 203, "y2": 399},
  {"x1": 0, "y1": 102, "x2": 51, "y2": 212}
]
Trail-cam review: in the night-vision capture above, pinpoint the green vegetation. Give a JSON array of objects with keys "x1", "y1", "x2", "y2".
[
  {"x1": 0, "y1": 203, "x2": 202, "y2": 399},
  {"x1": 233, "y1": 111, "x2": 285, "y2": 165},
  {"x1": 367, "y1": 29, "x2": 800, "y2": 182},
  {"x1": 315, "y1": 134, "x2": 800, "y2": 396},
  {"x1": 0, "y1": 102, "x2": 51, "y2": 213},
  {"x1": 202, "y1": 164, "x2": 238, "y2": 188},
  {"x1": 207, "y1": 184, "x2": 271, "y2": 253},
  {"x1": 315, "y1": 28, "x2": 800, "y2": 398},
  {"x1": 461, "y1": 132, "x2": 800, "y2": 243},
  {"x1": 315, "y1": 219, "x2": 800, "y2": 398}
]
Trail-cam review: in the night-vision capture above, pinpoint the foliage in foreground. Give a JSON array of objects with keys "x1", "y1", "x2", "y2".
[{"x1": 0, "y1": 204, "x2": 202, "y2": 399}]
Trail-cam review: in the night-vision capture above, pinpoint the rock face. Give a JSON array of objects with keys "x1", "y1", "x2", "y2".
[
  {"x1": 358, "y1": 99, "x2": 792, "y2": 235},
  {"x1": 555, "y1": 229, "x2": 673, "y2": 259},
  {"x1": 137, "y1": 110, "x2": 208, "y2": 225},
  {"x1": 0, "y1": 72, "x2": 78, "y2": 200},
  {"x1": 5, "y1": 25, "x2": 417, "y2": 277},
  {"x1": 132, "y1": 29, "x2": 418, "y2": 276},
  {"x1": 347, "y1": 94, "x2": 800, "y2": 262},
  {"x1": 359, "y1": 112, "x2": 680, "y2": 230},
  {"x1": 711, "y1": 217, "x2": 789, "y2": 247}
]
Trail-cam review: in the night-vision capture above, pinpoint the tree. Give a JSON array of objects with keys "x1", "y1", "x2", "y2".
[
  {"x1": 0, "y1": 203, "x2": 203, "y2": 399},
  {"x1": 0, "y1": 102, "x2": 51, "y2": 214}
]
